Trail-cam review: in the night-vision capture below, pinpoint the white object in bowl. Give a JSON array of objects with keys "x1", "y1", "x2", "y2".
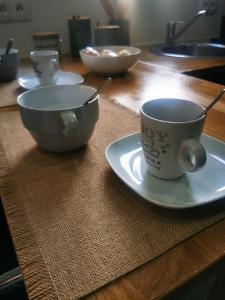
[
  {"x1": 80, "y1": 46, "x2": 141, "y2": 74},
  {"x1": 17, "y1": 85, "x2": 99, "y2": 152}
]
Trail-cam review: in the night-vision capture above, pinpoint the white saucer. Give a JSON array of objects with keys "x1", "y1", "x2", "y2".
[
  {"x1": 18, "y1": 71, "x2": 84, "y2": 90},
  {"x1": 105, "y1": 133, "x2": 225, "y2": 209}
]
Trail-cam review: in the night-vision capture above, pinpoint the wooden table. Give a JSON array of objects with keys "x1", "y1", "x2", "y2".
[{"x1": 1, "y1": 53, "x2": 225, "y2": 299}]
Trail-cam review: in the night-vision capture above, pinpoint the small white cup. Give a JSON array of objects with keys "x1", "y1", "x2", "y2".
[
  {"x1": 30, "y1": 50, "x2": 59, "y2": 86},
  {"x1": 140, "y1": 98, "x2": 207, "y2": 180}
]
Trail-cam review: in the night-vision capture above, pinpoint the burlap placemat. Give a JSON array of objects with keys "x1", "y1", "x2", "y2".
[
  {"x1": 1, "y1": 100, "x2": 225, "y2": 299},
  {"x1": 0, "y1": 80, "x2": 20, "y2": 107}
]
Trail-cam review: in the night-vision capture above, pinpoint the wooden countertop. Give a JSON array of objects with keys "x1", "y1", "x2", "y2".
[
  {"x1": 1, "y1": 52, "x2": 225, "y2": 299},
  {"x1": 80, "y1": 53, "x2": 225, "y2": 299},
  {"x1": 140, "y1": 46, "x2": 225, "y2": 73}
]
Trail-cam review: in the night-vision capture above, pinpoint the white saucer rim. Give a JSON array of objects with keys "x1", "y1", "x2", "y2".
[
  {"x1": 105, "y1": 132, "x2": 225, "y2": 210},
  {"x1": 18, "y1": 71, "x2": 84, "y2": 90}
]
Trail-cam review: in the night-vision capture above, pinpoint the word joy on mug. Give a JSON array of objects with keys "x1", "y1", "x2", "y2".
[
  {"x1": 141, "y1": 125, "x2": 170, "y2": 171},
  {"x1": 140, "y1": 98, "x2": 207, "y2": 180}
]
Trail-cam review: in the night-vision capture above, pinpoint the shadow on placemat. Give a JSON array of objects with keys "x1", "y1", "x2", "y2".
[{"x1": 106, "y1": 168, "x2": 225, "y2": 222}]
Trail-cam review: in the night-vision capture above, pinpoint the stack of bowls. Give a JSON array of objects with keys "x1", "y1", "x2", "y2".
[{"x1": 17, "y1": 85, "x2": 99, "y2": 152}]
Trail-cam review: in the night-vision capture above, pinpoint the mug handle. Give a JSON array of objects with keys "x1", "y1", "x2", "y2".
[
  {"x1": 178, "y1": 138, "x2": 206, "y2": 172},
  {"x1": 60, "y1": 110, "x2": 80, "y2": 136},
  {"x1": 50, "y1": 58, "x2": 58, "y2": 73}
]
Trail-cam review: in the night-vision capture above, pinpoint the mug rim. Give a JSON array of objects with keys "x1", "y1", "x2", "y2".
[
  {"x1": 0, "y1": 48, "x2": 19, "y2": 56},
  {"x1": 30, "y1": 50, "x2": 59, "y2": 57},
  {"x1": 141, "y1": 98, "x2": 205, "y2": 124},
  {"x1": 17, "y1": 84, "x2": 98, "y2": 111}
]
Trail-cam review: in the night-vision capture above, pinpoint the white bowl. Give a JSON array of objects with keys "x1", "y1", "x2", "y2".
[{"x1": 80, "y1": 46, "x2": 141, "y2": 74}]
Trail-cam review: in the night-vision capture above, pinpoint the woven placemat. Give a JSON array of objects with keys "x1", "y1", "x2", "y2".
[
  {"x1": 1, "y1": 100, "x2": 225, "y2": 299},
  {"x1": 0, "y1": 80, "x2": 19, "y2": 107}
]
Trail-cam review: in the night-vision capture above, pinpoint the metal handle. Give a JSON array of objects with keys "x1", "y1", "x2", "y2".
[
  {"x1": 166, "y1": 21, "x2": 184, "y2": 45},
  {"x1": 0, "y1": 267, "x2": 23, "y2": 291},
  {"x1": 196, "y1": 88, "x2": 225, "y2": 119},
  {"x1": 5, "y1": 38, "x2": 14, "y2": 55}
]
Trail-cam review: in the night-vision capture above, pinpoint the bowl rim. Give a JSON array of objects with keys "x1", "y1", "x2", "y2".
[
  {"x1": 79, "y1": 45, "x2": 141, "y2": 57},
  {"x1": 0, "y1": 48, "x2": 19, "y2": 55},
  {"x1": 17, "y1": 84, "x2": 98, "y2": 111}
]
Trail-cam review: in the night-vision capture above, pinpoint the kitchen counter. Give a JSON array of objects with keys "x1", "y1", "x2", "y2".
[
  {"x1": 140, "y1": 45, "x2": 225, "y2": 72},
  {"x1": 1, "y1": 52, "x2": 225, "y2": 300}
]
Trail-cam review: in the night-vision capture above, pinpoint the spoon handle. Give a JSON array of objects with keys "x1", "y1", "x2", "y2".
[
  {"x1": 5, "y1": 38, "x2": 14, "y2": 55},
  {"x1": 196, "y1": 88, "x2": 225, "y2": 119},
  {"x1": 83, "y1": 77, "x2": 112, "y2": 105}
]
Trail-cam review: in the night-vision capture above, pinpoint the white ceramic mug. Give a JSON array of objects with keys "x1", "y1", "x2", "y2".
[
  {"x1": 30, "y1": 50, "x2": 59, "y2": 85},
  {"x1": 17, "y1": 84, "x2": 99, "y2": 152},
  {"x1": 140, "y1": 98, "x2": 207, "y2": 180}
]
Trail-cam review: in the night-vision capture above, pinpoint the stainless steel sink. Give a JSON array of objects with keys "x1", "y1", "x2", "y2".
[{"x1": 151, "y1": 43, "x2": 225, "y2": 58}]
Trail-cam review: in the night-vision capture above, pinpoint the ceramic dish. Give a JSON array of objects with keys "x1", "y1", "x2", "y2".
[
  {"x1": 18, "y1": 71, "x2": 84, "y2": 90},
  {"x1": 105, "y1": 133, "x2": 225, "y2": 209},
  {"x1": 80, "y1": 46, "x2": 141, "y2": 74},
  {"x1": 17, "y1": 84, "x2": 98, "y2": 152}
]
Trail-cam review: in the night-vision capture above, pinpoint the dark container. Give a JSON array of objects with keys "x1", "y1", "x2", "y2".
[
  {"x1": 220, "y1": 16, "x2": 225, "y2": 38},
  {"x1": 0, "y1": 48, "x2": 19, "y2": 82},
  {"x1": 32, "y1": 32, "x2": 63, "y2": 60},
  {"x1": 68, "y1": 17, "x2": 92, "y2": 57},
  {"x1": 109, "y1": 19, "x2": 130, "y2": 45},
  {"x1": 94, "y1": 19, "x2": 130, "y2": 46},
  {"x1": 94, "y1": 25, "x2": 121, "y2": 46},
  {"x1": 210, "y1": 16, "x2": 225, "y2": 45}
]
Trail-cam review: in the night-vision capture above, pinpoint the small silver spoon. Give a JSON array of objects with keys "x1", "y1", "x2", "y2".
[
  {"x1": 196, "y1": 88, "x2": 225, "y2": 119},
  {"x1": 83, "y1": 77, "x2": 112, "y2": 105},
  {"x1": 0, "y1": 38, "x2": 14, "y2": 63},
  {"x1": 5, "y1": 38, "x2": 14, "y2": 55}
]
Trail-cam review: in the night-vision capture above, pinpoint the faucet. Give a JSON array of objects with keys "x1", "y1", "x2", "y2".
[{"x1": 165, "y1": 10, "x2": 208, "y2": 46}]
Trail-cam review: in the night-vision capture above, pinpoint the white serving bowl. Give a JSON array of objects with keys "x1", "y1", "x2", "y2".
[
  {"x1": 17, "y1": 85, "x2": 99, "y2": 152},
  {"x1": 80, "y1": 46, "x2": 141, "y2": 74}
]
